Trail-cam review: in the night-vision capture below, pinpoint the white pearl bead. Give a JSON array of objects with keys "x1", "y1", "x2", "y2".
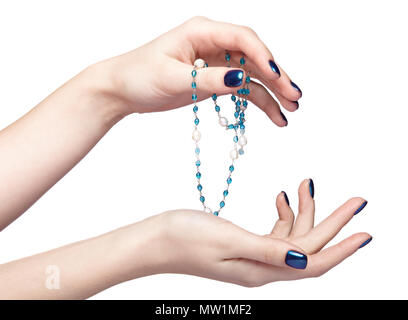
[
  {"x1": 204, "y1": 207, "x2": 212, "y2": 214},
  {"x1": 192, "y1": 129, "x2": 201, "y2": 142},
  {"x1": 230, "y1": 149, "x2": 238, "y2": 160},
  {"x1": 238, "y1": 135, "x2": 247, "y2": 147},
  {"x1": 219, "y1": 117, "x2": 228, "y2": 127},
  {"x1": 194, "y1": 58, "x2": 206, "y2": 68}
]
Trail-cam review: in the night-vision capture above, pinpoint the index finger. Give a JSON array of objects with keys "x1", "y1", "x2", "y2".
[{"x1": 186, "y1": 17, "x2": 281, "y2": 81}]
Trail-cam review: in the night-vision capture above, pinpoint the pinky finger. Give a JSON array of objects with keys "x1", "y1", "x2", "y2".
[
  {"x1": 307, "y1": 233, "x2": 373, "y2": 278},
  {"x1": 248, "y1": 81, "x2": 288, "y2": 127},
  {"x1": 272, "y1": 90, "x2": 299, "y2": 112}
]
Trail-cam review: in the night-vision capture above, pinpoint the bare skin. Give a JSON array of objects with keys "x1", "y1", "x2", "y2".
[{"x1": 0, "y1": 17, "x2": 370, "y2": 299}]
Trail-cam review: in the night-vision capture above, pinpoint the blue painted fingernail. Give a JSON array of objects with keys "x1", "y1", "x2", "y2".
[
  {"x1": 354, "y1": 201, "x2": 368, "y2": 215},
  {"x1": 285, "y1": 250, "x2": 308, "y2": 269},
  {"x1": 309, "y1": 179, "x2": 314, "y2": 199},
  {"x1": 268, "y1": 60, "x2": 281, "y2": 76},
  {"x1": 224, "y1": 70, "x2": 244, "y2": 87},
  {"x1": 282, "y1": 191, "x2": 290, "y2": 206},
  {"x1": 280, "y1": 111, "x2": 288, "y2": 126},
  {"x1": 290, "y1": 81, "x2": 302, "y2": 95},
  {"x1": 359, "y1": 237, "x2": 372, "y2": 249}
]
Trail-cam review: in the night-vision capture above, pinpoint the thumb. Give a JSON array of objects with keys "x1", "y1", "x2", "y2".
[
  {"x1": 194, "y1": 66, "x2": 246, "y2": 96},
  {"x1": 237, "y1": 234, "x2": 308, "y2": 270}
]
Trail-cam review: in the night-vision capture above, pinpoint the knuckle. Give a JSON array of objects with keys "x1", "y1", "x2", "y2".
[
  {"x1": 263, "y1": 245, "x2": 276, "y2": 265},
  {"x1": 188, "y1": 16, "x2": 209, "y2": 24},
  {"x1": 242, "y1": 25, "x2": 257, "y2": 36}
]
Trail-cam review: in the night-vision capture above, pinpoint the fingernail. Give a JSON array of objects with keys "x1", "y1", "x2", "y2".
[
  {"x1": 290, "y1": 81, "x2": 302, "y2": 95},
  {"x1": 268, "y1": 60, "x2": 281, "y2": 76},
  {"x1": 354, "y1": 201, "x2": 368, "y2": 215},
  {"x1": 293, "y1": 101, "x2": 299, "y2": 109},
  {"x1": 282, "y1": 191, "x2": 290, "y2": 206},
  {"x1": 280, "y1": 111, "x2": 288, "y2": 126},
  {"x1": 224, "y1": 70, "x2": 244, "y2": 87},
  {"x1": 359, "y1": 237, "x2": 372, "y2": 249},
  {"x1": 309, "y1": 179, "x2": 314, "y2": 199},
  {"x1": 285, "y1": 250, "x2": 308, "y2": 269}
]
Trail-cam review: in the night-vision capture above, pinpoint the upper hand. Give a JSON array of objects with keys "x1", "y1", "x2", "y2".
[{"x1": 98, "y1": 16, "x2": 302, "y2": 127}]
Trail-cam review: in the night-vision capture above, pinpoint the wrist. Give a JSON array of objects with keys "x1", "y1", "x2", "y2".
[
  {"x1": 111, "y1": 214, "x2": 169, "y2": 283},
  {"x1": 73, "y1": 60, "x2": 132, "y2": 128}
]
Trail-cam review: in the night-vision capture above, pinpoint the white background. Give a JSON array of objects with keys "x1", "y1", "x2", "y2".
[{"x1": 0, "y1": 0, "x2": 407, "y2": 299}]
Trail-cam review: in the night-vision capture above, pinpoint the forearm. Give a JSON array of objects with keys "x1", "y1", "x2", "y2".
[
  {"x1": 0, "y1": 215, "x2": 162, "y2": 299},
  {"x1": 0, "y1": 62, "x2": 128, "y2": 230}
]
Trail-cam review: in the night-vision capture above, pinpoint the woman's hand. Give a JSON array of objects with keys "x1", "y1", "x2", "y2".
[
  {"x1": 119, "y1": 179, "x2": 371, "y2": 288},
  {"x1": 98, "y1": 16, "x2": 302, "y2": 127},
  {"x1": 0, "y1": 16, "x2": 302, "y2": 229},
  {"x1": 0, "y1": 179, "x2": 371, "y2": 299}
]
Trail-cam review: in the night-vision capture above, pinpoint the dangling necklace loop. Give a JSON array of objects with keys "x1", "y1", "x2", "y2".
[{"x1": 191, "y1": 52, "x2": 250, "y2": 216}]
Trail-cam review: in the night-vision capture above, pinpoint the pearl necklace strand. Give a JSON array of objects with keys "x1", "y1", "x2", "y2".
[{"x1": 191, "y1": 52, "x2": 250, "y2": 216}]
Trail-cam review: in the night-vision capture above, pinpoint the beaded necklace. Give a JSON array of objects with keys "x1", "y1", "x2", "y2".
[{"x1": 191, "y1": 52, "x2": 250, "y2": 216}]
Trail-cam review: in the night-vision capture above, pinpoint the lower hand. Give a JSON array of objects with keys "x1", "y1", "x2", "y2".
[{"x1": 119, "y1": 179, "x2": 371, "y2": 287}]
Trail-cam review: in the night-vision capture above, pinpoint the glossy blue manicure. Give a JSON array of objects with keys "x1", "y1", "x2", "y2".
[
  {"x1": 359, "y1": 237, "x2": 372, "y2": 249},
  {"x1": 354, "y1": 201, "x2": 368, "y2": 215},
  {"x1": 280, "y1": 111, "x2": 288, "y2": 126},
  {"x1": 268, "y1": 60, "x2": 281, "y2": 76},
  {"x1": 282, "y1": 191, "x2": 290, "y2": 206},
  {"x1": 309, "y1": 179, "x2": 314, "y2": 198},
  {"x1": 224, "y1": 70, "x2": 244, "y2": 87},
  {"x1": 285, "y1": 250, "x2": 307, "y2": 269},
  {"x1": 290, "y1": 81, "x2": 302, "y2": 95}
]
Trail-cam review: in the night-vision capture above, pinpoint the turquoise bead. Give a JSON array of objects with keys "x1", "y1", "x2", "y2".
[
  {"x1": 225, "y1": 53, "x2": 231, "y2": 61},
  {"x1": 192, "y1": 82, "x2": 197, "y2": 89},
  {"x1": 196, "y1": 172, "x2": 201, "y2": 179},
  {"x1": 193, "y1": 105, "x2": 198, "y2": 112},
  {"x1": 238, "y1": 149, "x2": 244, "y2": 155},
  {"x1": 220, "y1": 201, "x2": 225, "y2": 208},
  {"x1": 227, "y1": 177, "x2": 232, "y2": 184},
  {"x1": 213, "y1": 211, "x2": 219, "y2": 216},
  {"x1": 191, "y1": 70, "x2": 197, "y2": 77},
  {"x1": 229, "y1": 165, "x2": 234, "y2": 172},
  {"x1": 194, "y1": 118, "x2": 199, "y2": 125},
  {"x1": 212, "y1": 94, "x2": 217, "y2": 101},
  {"x1": 227, "y1": 124, "x2": 234, "y2": 130},
  {"x1": 223, "y1": 190, "x2": 229, "y2": 197},
  {"x1": 231, "y1": 95, "x2": 236, "y2": 102},
  {"x1": 197, "y1": 184, "x2": 202, "y2": 191},
  {"x1": 204, "y1": 63, "x2": 208, "y2": 67},
  {"x1": 200, "y1": 196, "x2": 205, "y2": 203},
  {"x1": 195, "y1": 147, "x2": 200, "y2": 154},
  {"x1": 233, "y1": 136, "x2": 238, "y2": 143},
  {"x1": 243, "y1": 100, "x2": 248, "y2": 107},
  {"x1": 196, "y1": 160, "x2": 201, "y2": 166},
  {"x1": 245, "y1": 76, "x2": 251, "y2": 83},
  {"x1": 192, "y1": 94, "x2": 197, "y2": 100},
  {"x1": 234, "y1": 112, "x2": 239, "y2": 118},
  {"x1": 240, "y1": 124, "x2": 245, "y2": 130},
  {"x1": 240, "y1": 57, "x2": 245, "y2": 65},
  {"x1": 215, "y1": 105, "x2": 220, "y2": 112},
  {"x1": 236, "y1": 100, "x2": 241, "y2": 106}
]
